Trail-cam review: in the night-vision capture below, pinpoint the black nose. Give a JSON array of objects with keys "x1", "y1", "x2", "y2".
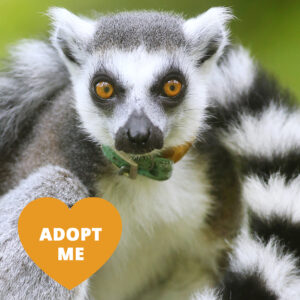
[
  {"x1": 115, "y1": 111, "x2": 163, "y2": 154},
  {"x1": 127, "y1": 127, "x2": 150, "y2": 145}
]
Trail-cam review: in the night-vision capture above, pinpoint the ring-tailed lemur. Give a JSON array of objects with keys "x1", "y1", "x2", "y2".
[{"x1": 0, "y1": 6, "x2": 300, "y2": 300}]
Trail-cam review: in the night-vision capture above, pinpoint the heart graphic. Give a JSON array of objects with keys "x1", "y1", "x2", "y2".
[{"x1": 18, "y1": 197, "x2": 122, "y2": 290}]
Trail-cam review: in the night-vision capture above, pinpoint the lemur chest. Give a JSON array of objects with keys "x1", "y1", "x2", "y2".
[{"x1": 90, "y1": 153, "x2": 214, "y2": 300}]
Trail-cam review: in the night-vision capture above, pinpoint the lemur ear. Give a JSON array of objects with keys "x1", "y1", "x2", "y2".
[
  {"x1": 48, "y1": 7, "x2": 96, "y2": 67},
  {"x1": 183, "y1": 7, "x2": 233, "y2": 66}
]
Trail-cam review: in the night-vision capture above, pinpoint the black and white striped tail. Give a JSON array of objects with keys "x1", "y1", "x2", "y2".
[{"x1": 193, "y1": 48, "x2": 300, "y2": 299}]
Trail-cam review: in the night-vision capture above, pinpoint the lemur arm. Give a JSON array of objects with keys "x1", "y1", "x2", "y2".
[
  {"x1": 0, "y1": 165, "x2": 90, "y2": 300},
  {"x1": 192, "y1": 68, "x2": 300, "y2": 299}
]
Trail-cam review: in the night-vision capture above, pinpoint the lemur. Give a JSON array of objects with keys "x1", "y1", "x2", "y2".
[{"x1": 0, "y1": 6, "x2": 300, "y2": 300}]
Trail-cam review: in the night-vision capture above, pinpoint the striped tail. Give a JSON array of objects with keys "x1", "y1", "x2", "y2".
[{"x1": 193, "y1": 46, "x2": 300, "y2": 300}]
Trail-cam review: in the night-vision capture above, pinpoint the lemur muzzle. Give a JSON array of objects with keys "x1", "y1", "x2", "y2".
[{"x1": 115, "y1": 111, "x2": 163, "y2": 154}]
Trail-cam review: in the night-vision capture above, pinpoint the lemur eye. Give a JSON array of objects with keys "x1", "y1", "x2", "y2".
[
  {"x1": 163, "y1": 79, "x2": 182, "y2": 98},
  {"x1": 95, "y1": 81, "x2": 114, "y2": 99}
]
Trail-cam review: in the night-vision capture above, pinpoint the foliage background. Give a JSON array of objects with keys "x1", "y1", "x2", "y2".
[{"x1": 0, "y1": 0, "x2": 299, "y2": 98}]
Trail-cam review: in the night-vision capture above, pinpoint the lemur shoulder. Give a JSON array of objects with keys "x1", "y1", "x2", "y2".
[{"x1": 0, "y1": 7, "x2": 300, "y2": 300}]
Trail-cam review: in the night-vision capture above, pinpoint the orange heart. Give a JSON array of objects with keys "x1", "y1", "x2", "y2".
[{"x1": 18, "y1": 197, "x2": 122, "y2": 290}]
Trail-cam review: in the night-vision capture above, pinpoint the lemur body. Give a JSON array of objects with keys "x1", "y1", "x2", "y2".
[
  {"x1": 1, "y1": 7, "x2": 300, "y2": 300},
  {"x1": 0, "y1": 47, "x2": 240, "y2": 300}
]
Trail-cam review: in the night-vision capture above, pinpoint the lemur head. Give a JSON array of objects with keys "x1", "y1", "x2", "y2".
[{"x1": 49, "y1": 7, "x2": 232, "y2": 155}]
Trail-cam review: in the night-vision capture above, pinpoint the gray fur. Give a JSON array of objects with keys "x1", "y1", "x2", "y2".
[
  {"x1": 1, "y1": 7, "x2": 299, "y2": 300},
  {"x1": 0, "y1": 40, "x2": 69, "y2": 155},
  {"x1": 0, "y1": 8, "x2": 240, "y2": 300},
  {"x1": 0, "y1": 165, "x2": 89, "y2": 299},
  {"x1": 92, "y1": 11, "x2": 186, "y2": 51}
]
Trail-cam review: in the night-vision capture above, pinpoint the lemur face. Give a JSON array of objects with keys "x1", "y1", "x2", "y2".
[
  {"x1": 50, "y1": 8, "x2": 232, "y2": 155},
  {"x1": 75, "y1": 48, "x2": 206, "y2": 155}
]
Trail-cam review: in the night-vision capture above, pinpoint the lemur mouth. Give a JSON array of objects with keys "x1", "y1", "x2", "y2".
[
  {"x1": 119, "y1": 147, "x2": 162, "y2": 157},
  {"x1": 114, "y1": 131, "x2": 164, "y2": 155},
  {"x1": 117, "y1": 145, "x2": 161, "y2": 156},
  {"x1": 116, "y1": 142, "x2": 192, "y2": 161},
  {"x1": 101, "y1": 142, "x2": 193, "y2": 181}
]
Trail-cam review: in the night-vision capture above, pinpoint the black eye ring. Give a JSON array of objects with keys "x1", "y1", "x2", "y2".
[{"x1": 149, "y1": 71, "x2": 187, "y2": 109}]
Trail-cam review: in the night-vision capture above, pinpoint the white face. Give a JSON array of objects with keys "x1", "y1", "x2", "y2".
[
  {"x1": 50, "y1": 7, "x2": 231, "y2": 155},
  {"x1": 72, "y1": 47, "x2": 208, "y2": 154}
]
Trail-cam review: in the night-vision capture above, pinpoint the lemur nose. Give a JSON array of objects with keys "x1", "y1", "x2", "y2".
[
  {"x1": 127, "y1": 128, "x2": 150, "y2": 145},
  {"x1": 115, "y1": 111, "x2": 164, "y2": 154}
]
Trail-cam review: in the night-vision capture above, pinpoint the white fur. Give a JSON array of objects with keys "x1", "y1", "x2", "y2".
[
  {"x1": 0, "y1": 39, "x2": 69, "y2": 151},
  {"x1": 222, "y1": 104, "x2": 300, "y2": 157},
  {"x1": 47, "y1": 7, "x2": 299, "y2": 300},
  {"x1": 48, "y1": 7, "x2": 96, "y2": 71},
  {"x1": 74, "y1": 280, "x2": 89, "y2": 300},
  {"x1": 207, "y1": 46, "x2": 256, "y2": 104},
  {"x1": 49, "y1": 7, "x2": 236, "y2": 155},
  {"x1": 70, "y1": 42, "x2": 230, "y2": 298},
  {"x1": 243, "y1": 174, "x2": 300, "y2": 222},
  {"x1": 73, "y1": 47, "x2": 208, "y2": 152},
  {"x1": 192, "y1": 230, "x2": 300, "y2": 300},
  {"x1": 90, "y1": 151, "x2": 223, "y2": 299},
  {"x1": 2, "y1": 5, "x2": 299, "y2": 300},
  {"x1": 9, "y1": 40, "x2": 66, "y2": 87},
  {"x1": 183, "y1": 7, "x2": 233, "y2": 64},
  {"x1": 191, "y1": 289, "x2": 220, "y2": 300},
  {"x1": 230, "y1": 233, "x2": 300, "y2": 300}
]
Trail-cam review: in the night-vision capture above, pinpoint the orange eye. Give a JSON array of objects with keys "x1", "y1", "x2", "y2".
[
  {"x1": 95, "y1": 81, "x2": 114, "y2": 99},
  {"x1": 163, "y1": 79, "x2": 182, "y2": 97}
]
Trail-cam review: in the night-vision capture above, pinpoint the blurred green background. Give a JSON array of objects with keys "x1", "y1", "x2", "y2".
[{"x1": 0, "y1": 0, "x2": 299, "y2": 98}]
